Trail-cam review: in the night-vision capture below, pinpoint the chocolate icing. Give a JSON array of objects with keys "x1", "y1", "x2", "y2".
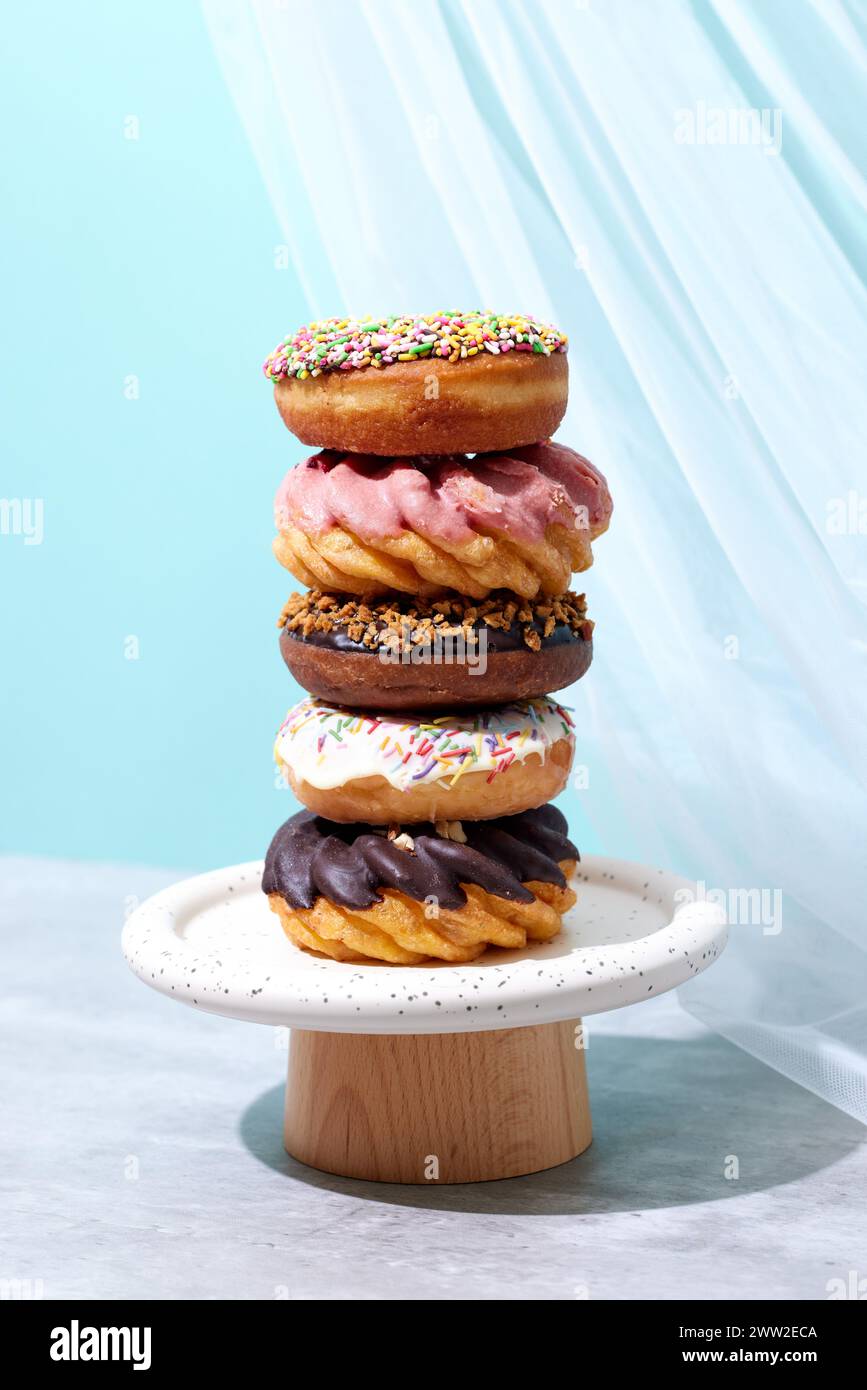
[
  {"x1": 263, "y1": 804, "x2": 579, "y2": 912},
  {"x1": 287, "y1": 619, "x2": 579, "y2": 655}
]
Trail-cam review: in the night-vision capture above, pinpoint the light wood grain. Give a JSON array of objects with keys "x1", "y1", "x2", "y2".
[{"x1": 284, "y1": 1020, "x2": 592, "y2": 1184}]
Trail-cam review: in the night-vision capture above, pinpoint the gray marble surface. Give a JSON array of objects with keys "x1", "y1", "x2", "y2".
[{"x1": 2, "y1": 856, "x2": 865, "y2": 1301}]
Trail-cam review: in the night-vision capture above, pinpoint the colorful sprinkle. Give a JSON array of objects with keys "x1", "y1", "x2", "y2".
[
  {"x1": 263, "y1": 312, "x2": 568, "y2": 381},
  {"x1": 274, "y1": 696, "x2": 574, "y2": 793}
]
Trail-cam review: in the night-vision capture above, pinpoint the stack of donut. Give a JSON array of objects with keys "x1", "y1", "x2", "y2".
[{"x1": 259, "y1": 313, "x2": 612, "y2": 965}]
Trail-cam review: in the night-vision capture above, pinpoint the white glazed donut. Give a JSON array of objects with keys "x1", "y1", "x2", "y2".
[{"x1": 274, "y1": 697, "x2": 576, "y2": 824}]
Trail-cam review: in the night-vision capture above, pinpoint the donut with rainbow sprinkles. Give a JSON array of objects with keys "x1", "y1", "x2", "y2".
[
  {"x1": 274, "y1": 696, "x2": 576, "y2": 825},
  {"x1": 264, "y1": 312, "x2": 569, "y2": 456}
]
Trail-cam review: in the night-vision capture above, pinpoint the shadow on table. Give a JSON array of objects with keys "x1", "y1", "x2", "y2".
[{"x1": 238, "y1": 1033, "x2": 865, "y2": 1215}]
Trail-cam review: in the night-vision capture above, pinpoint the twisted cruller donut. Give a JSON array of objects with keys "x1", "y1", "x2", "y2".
[
  {"x1": 263, "y1": 805, "x2": 578, "y2": 964},
  {"x1": 273, "y1": 443, "x2": 612, "y2": 600},
  {"x1": 275, "y1": 697, "x2": 575, "y2": 824},
  {"x1": 263, "y1": 312, "x2": 569, "y2": 456}
]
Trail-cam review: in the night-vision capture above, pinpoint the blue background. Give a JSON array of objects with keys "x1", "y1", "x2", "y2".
[{"x1": 2, "y1": 2, "x2": 315, "y2": 868}]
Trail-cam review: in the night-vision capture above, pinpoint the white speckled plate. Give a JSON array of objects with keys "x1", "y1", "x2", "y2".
[{"x1": 121, "y1": 857, "x2": 727, "y2": 1034}]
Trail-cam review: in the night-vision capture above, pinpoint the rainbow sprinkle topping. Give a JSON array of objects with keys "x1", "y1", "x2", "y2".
[
  {"x1": 274, "y1": 697, "x2": 574, "y2": 793},
  {"x1": 263, "y1": 312, "x2": 568, "y2": 380}
]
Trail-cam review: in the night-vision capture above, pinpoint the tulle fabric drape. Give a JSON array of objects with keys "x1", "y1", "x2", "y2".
[{"x1": 204, "y1": 0, "x2": 867, "y2": 1122}]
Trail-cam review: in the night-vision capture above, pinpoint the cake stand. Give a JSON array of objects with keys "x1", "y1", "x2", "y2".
[{"x1": 122, "y1": 856, "x2": 726, "y2": 1184}]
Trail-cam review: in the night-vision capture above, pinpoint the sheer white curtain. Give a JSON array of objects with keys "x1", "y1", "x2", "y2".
[{"x1": 204, "y1": 0, "x2": 867, "y2": 1122}]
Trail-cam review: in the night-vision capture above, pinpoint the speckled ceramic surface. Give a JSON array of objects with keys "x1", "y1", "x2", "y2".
[{"x1": 121, "y1": 856, "x2": 727, "y2": 1034}]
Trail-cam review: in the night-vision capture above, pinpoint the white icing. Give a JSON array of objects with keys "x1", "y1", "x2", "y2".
[{"x1": 274, "y1": 697, "x2": 573, "y2": 791}]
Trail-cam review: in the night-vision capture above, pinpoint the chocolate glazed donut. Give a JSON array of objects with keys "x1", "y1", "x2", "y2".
[
  {"x1": 278, "y1": 590, "x2": 594, "y2": 710},
  {"x1": 263, "y1": 804, "x2": 579, "y2": 912}
]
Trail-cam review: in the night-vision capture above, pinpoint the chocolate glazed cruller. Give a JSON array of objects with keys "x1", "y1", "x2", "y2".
[{"x1": 264, "y1": 804, "x2": 578, "y2": 912}]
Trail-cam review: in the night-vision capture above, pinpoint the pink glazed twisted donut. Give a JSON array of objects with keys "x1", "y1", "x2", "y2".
[{"x1": 273, "y1": 442, "x2": 612, "y2": 599}]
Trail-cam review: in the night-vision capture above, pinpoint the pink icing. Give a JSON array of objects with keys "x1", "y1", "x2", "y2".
[{"x1": 274, "y1": 443, "x2": 612, "y2": 545}]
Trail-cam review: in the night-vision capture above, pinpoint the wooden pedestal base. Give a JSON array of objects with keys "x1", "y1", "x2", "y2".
[{"x1": 284, "y1": 1019, "x2": 592, "y2": 1184}]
